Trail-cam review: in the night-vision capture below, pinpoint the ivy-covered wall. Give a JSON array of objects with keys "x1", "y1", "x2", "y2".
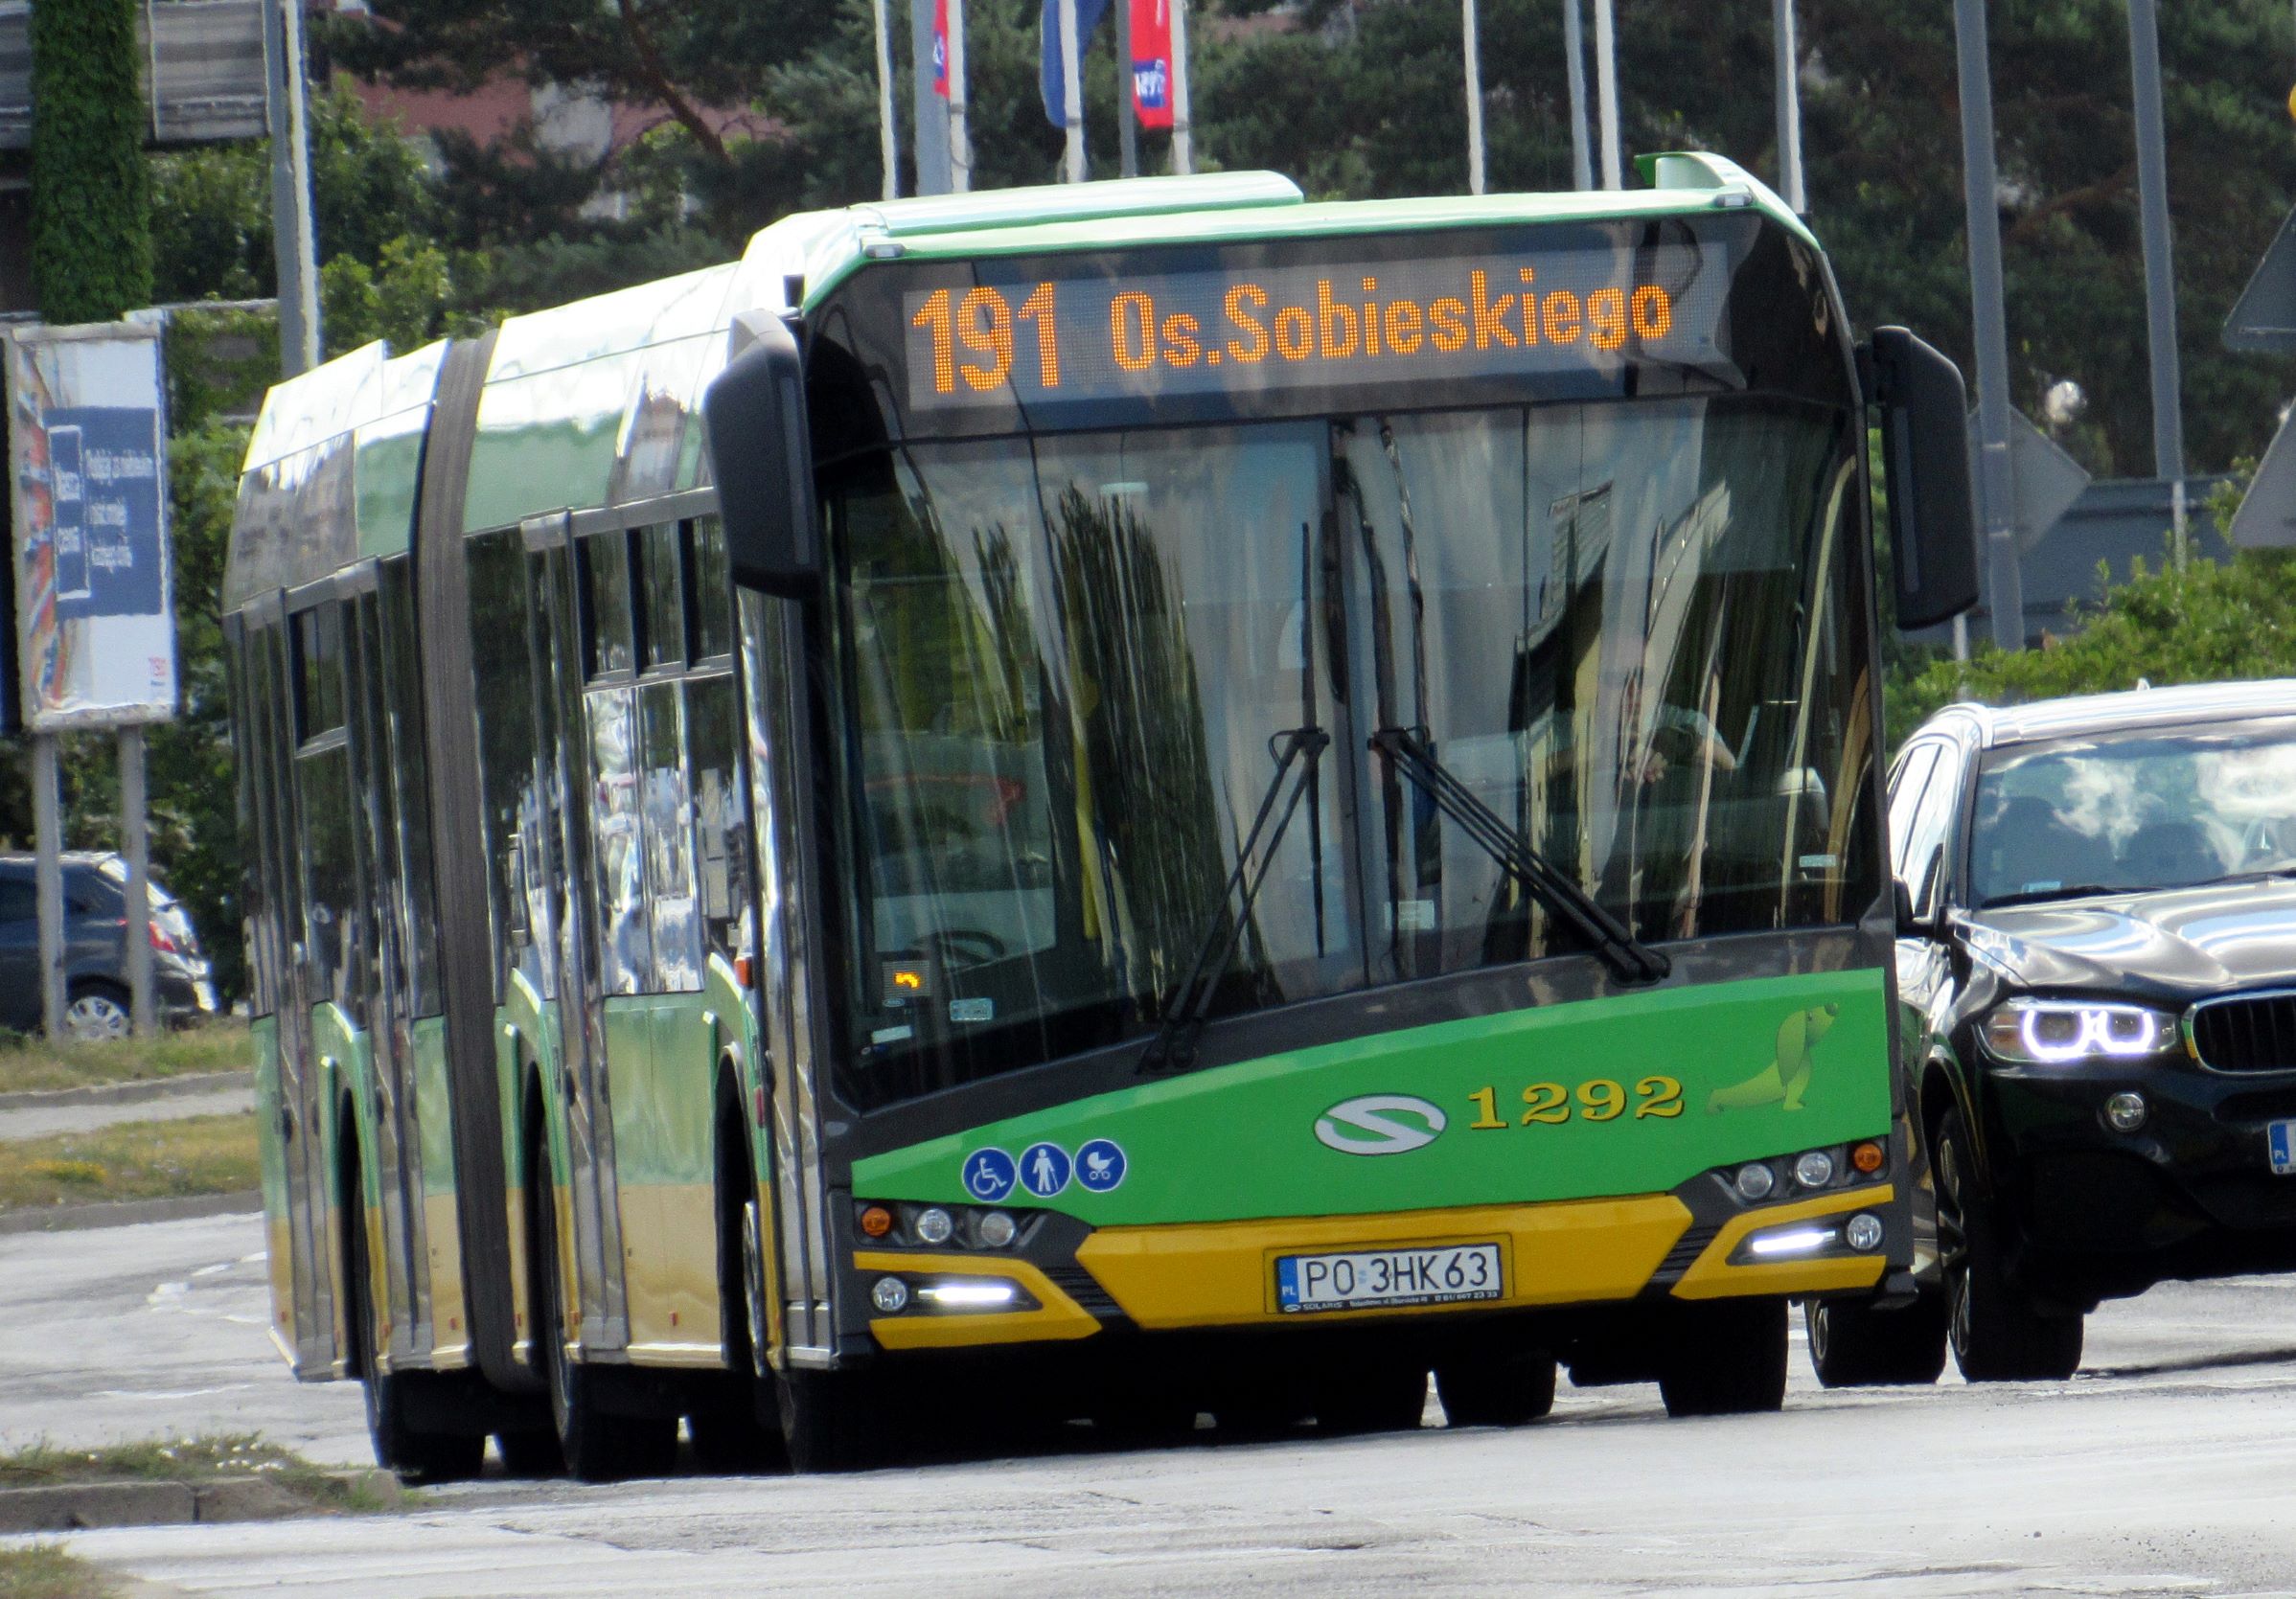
[{"x1": 30, "y1": 0, "x2": 154, "y2": 323}]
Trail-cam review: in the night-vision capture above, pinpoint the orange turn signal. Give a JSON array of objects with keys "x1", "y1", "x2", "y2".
[
  {"x1": 1850, "y1": 1139, "x2": 1885, "y2": 1175},
  {"x1": 859, "y1": 1204, "x2": 894, "y2": 1239}
]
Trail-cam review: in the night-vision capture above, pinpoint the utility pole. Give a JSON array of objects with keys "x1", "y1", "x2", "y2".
[
  {"x1": 948, "y1": 0, "x2": 971, "y2": 191},
  {"x1": 1116, "y1": 0, "x2": 1138, "y2": 178},
  {"x1": 1953, "y1": 0, "x2": 2025, "y2": 651},
  {"x1": 1060, "y1": 0, "x2": 1087, "y2": 181},
  {"x1": 1592, "y1": 0, "x2": 1622, "y2": 189},
  {"x1": 2126, "y1": 0, "x2": 2188, "y2": 565},
  {"x1": 873, "y1": 0, "x2": 901, "y2": 199},
  {"x1": 1772, "y1": 0, "x2": 1805, "y2": 212},
  {"x1": 911, "y1": 0, "x2": 951, "y2": 194},
  {"x1": 262, "y1": 0, "x2": 319, "y2": 374},
  {"x1": 1463, "y1": 0, "x2": 1486, "y2": 195},
  {"x1": 1170, "y1": 0, "x2": 1195, "y2": 174},
  {"x1": 1562, "y1": 0, "x2": 1592, "y2": 190}
]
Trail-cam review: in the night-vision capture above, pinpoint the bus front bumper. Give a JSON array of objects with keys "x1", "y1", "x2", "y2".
[{"x1": 861, "y1": 1185, "x2": 1894, "y2": 1351}]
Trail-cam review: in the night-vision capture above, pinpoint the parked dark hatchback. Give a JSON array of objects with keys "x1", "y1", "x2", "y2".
[
  {"x1": 1872, "y1": 680, "x2": 2296, "y2": 1382},
  {"x1": 0, "y1": 853, "x2": 218, "y2": 1039}
]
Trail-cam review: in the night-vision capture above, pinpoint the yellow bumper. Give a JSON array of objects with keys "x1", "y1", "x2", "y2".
[{"x1": 861, "y1": 1187, "x2": 1893, "y2": 1349}]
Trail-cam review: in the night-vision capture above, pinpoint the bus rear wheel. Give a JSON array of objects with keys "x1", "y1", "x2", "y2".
[
  {"x1": 344, "y1": 1152, "x2": 482, "y2": 1482},
  {"x1": 775, "y1": 1369, "x2": 893, "y2": 1473},
  {"x1": 528, "y1": 1149, "x2": 679, "y2": 1481},
  {"x1": 1435, "y1": 1347, "x2": 1557, "y2": 1428},
  {"x1": 1657, "y1": 1297, "x2": 1788, "y2": 1418},
  {"x1": 1804, "y1": 1294, "x2": 1947, "y2": 1387}
]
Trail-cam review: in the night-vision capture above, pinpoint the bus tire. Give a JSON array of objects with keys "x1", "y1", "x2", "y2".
[
  {"x1": 697, "y1": 1113, "x2": 779, "y2": 1473},
  {"x1": 1656, "y1": 1297, "x2": 1788, "y2": 1417},
  {"x1": 775, "y1": 1369, "x2": 888, "y2": 1473},
  {"x1": 1435, "y1": 1347, "x2": 1557, "y2": 1427},
  {"x1": 343, "y1": 1145, "x2": 483, "y2": 1483},
  {"x1": 1804, "y1": 1294, "x2": 1947, "y2": 1387},
  {"x1": 1936, "y1": 1109, "x2": 2084, "y2": 1382},
  {"x1": 528, "y1": 1139, "x2": 680, "y2": 1481}
]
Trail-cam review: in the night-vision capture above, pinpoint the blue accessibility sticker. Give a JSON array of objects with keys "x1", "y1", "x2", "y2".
[
  {"x1": 1074, "y1": 1138, "x2": 1128, "y2": 1193},
  {"x1": 962, "y1": 1148, "x2": 1016, "y2": 1201},
  {"x1": 1018, "y1": 1141, "x2": 1072, "y2": 1199}
]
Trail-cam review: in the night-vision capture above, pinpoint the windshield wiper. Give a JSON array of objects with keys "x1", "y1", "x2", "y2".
[
  {"x1": 1368, "y1": 726, "x2": 1670, "y2": 985},
  {"x1": 1977, "y1": 883, "x2": 2122, "y2": 909},
  {"x1": 1137, "y1": 725, "x2": 1331, "y2": 1075}
]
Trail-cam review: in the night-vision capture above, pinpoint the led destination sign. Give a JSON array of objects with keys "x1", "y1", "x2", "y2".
[{"x1": 901, "y1": 243, "x2": 1726, "y2": 411}]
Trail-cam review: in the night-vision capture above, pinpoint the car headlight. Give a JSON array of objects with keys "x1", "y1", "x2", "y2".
[{"x1": 1981, "y1": 998, "x2": 2178, "y2": 1064}]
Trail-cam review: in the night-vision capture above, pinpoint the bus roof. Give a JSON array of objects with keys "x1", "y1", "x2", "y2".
[{"x1": 228, "y1": 153, "x2": 1805, "y2": 612}]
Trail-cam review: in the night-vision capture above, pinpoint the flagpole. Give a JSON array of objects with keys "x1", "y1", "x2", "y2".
[
  {"x1": 1169, "y1": 0, "x2": 1194, "y2": 173},
  {"x1": 1592, "y1": 0, "x2": 1621, "y2": 188},
  {"x1": 1462, "y1": 0, "x2": 1486, "y2": 195},
  {"x1": 1561, "y1": 0, "x2": 1591, "y2": 190},
  {"x1": 949, "y1": 0, "x2": 972, "y2": 191},
  {"x1": 1059, "y1": 0, "x2": 1086, "y2": 181},
  {"x1": 873, "y1": 0, "x2": 900, "y2": 197}
]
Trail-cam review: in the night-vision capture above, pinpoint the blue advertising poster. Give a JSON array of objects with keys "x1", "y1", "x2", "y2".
[{"x1": 45, "y1": 407, "x2": 164, "y2": 624}]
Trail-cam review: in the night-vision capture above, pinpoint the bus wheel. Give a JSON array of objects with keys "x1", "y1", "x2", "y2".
[
  {"x1": 344, "y1": 1162, "x2": 482, "y2": 1482},
  {"x1": 529, "y1": 1156, "x2": 679, "y2": 1481},
  {"x1": 1804, "y1": 1294, "x2": 1947, "y2": 1387},
  {"x1": 1657, "y1": 1297, "x2": 1788, "y2": 1418},
  {"x1": 774, "y1": 1370, "x2": 888, "y2": 1473},
  {"x1": 1435, "y1": 1348, "x2": 1557, "y2": 1428},
  {"x1": 1936, "y1": 1109, "x2": 2083, "y2": 1382}
]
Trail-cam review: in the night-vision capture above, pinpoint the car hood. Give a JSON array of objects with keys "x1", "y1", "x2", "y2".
[{"x1": 1959, "y1": 879, "x2": 2296, "y2": 1000}]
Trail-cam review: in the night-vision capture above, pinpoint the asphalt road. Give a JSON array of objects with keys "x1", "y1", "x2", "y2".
[{"x1": 11, "y1": 1211, "x2": 2296, "y2": 1596}]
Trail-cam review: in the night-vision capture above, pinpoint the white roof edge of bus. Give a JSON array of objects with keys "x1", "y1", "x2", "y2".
[{"x1": 241, "y1": 336, "x2": 451, "y2": 475}]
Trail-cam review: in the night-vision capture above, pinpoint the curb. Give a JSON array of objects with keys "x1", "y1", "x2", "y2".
[
  {"x1": 0, "y1": 1191, "x2": 263, "y2": 1237},
  {"x1": 0, "y1": 1071, "x2": 252, "y2": 1114},
  {"x1": 0, "y1": 1471, "x2": 401, "y2": 1534}
]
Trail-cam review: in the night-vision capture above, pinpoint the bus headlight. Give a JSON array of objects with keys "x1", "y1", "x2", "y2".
[
  {"x1": 1982, "y1": 999, "x2": 2177, "y2": 1064},
  {"x1": 871, "y1": 1276, "x2": 910, "y2": 1313}
]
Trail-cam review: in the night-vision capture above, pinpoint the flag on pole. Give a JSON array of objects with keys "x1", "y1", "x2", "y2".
[
  {"x1": 1130, "y1": 0, "x2": 1173, "y2": 129},
  {"x1": 1040, "y1": 0, "x2": 1114, "y2": 128},
  {"x1": 932, "y1": 0, "x2": 950, "y2": 96}
]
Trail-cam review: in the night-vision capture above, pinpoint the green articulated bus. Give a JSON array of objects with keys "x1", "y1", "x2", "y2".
[{"x1": 224, "y1": 155, "x2": 1980, "y2": 1479}]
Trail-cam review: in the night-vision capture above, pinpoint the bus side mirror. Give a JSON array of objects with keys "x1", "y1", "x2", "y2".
[
  {"x1": 703, "y1": 311, "x2": 820, "y2": 599},
  {"x1": 1867, "y1": 327, "x2": 1980, "y2": 631}
]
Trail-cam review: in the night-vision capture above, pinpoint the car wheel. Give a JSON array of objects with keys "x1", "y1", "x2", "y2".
[
  {"x1": 62, "y1": 983, "x2": 131, "y2": 1042},
  {"x1": 1657, "y1": 1297, "x2": 1789, "y2": 1417},
  {"x1": 1935, "y1": 1108, "x2": 2083, "y2": 1382},
  {"x1": 1804, "y1": 1293, "x2": 1947, "y2": 1387}
]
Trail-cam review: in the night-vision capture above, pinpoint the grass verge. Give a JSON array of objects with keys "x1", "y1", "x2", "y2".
[
  {"x1": 0, "y1": 1021, "x2": 250, "y2": 1098},
  {"x1": 0, "y1": 1436, "x2": 387, "y2": 1515},
  {"x1": 0, "y1": 1545, "x2": 114, "y2": 1599},
  {"x1": 0, "y1": 1114, "x2": 257, "y2": 1213}
]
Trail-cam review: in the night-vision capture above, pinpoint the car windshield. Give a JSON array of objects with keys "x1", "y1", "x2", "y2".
[
  {"x1": 1970, "y1": 716, "x2": 2296, "y2": 906},
  {"x1": 823, "y1": 398, "x2": 1875, "y2": 1107}
]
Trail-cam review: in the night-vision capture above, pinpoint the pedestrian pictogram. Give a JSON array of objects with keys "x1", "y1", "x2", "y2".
[{"x1": 1018, "y1": 1141, "x2": 1071, "y2": 1198}]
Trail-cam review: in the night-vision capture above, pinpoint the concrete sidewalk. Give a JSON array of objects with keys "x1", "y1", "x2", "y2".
[{"x1": 0, "y1": 1072, "x2": 253, "y2": 1144}]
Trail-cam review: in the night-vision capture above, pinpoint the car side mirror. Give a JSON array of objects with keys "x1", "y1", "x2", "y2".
[
  {"x1": 703, "y1": 310, "x2": 820, "y2": 599},
  {"x1": 1893, "y1": 878, "x2": 1935, "y2": 939},
  {"x1": 1867, "y1": 328, "x2": 1981, "y2": 631}
]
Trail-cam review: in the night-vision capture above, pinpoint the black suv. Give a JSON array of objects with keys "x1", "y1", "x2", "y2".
[
  {"x1": 1833, "y1": 681, "x2": 2296, "y2": 1384},
  {"x1": 0, "y1": 853, "x2": 218, "y2": 1039}
]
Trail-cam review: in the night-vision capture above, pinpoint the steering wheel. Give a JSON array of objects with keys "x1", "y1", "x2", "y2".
[{"x1": 915, "y1": 927, "x2": 1008, "y2": 967}]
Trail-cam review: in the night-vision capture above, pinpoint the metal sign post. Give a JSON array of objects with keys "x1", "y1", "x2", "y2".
[
  {"x1": 1592, "y1": 0, "x2": 1622, "y2": 188},
  {"x1": 1561, "y1": 0, "x2": 1592, "y2": 191},
  {"x1": 1952, "y1": 0, "x2": 2026, "y2": 651},
  {"x1": 1463, "y1": 0, "x2": 1486, "y2": 195},
  {"x1": 262, "y1": 0, "x2": 319, "y2": 374},
  {"x1": 2125, "y1": 0, "x2": 2188, "y2": 566},
  {"x1": 1060, "y1": 0, "x2": 1087, "y2": 182},
  {"x1": 1772, "y1": 0, "x2": 1805, "y2": 213},
  {"x1": 6, "y1": 321, "x2": 178, "y2": 1039}
]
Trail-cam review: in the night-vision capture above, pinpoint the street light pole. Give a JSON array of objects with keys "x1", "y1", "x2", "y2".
[
  {"x1": 2126, "y1": 0, "x2": 2189, "y2": 565},
  {"x1": 1953, "y1": 0, "x2": 2025, "y2": 651}
]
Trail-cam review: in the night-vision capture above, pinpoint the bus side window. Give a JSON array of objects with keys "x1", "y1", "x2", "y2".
[
  {"x1": 689, "y1": 517, "x2": 733, "y2": 663},
  {"x1": 588, "y1": 684, "x2": 652, "y2": 994},
  {"x1": 685, "y1": 673, "x2": 746, "y2": 960},
  {"x1": 640, "y1": 678, "x2": 702, "y2": 993}
]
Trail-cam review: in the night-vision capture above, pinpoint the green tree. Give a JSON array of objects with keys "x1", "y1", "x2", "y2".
[{"x1": 30, "y1": 0, "x2": 154, "y2": 322}]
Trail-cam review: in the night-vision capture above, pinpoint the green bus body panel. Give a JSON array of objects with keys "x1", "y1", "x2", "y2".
[
  {"x1": 853, "y1": 970, "x2": 1889, "y2": 1225},
  {"x1": 251, "y1": 1016, "x2": 287, "y2": 1217},
  {"x1": 602, "y1": 992, "x2": 720, "y2": 1189},
  {"x1": 412, "y1": 1015, "x2": 455, "y2": 1200}
]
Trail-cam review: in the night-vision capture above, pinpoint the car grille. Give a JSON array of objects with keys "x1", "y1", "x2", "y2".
[{"x1": 2191, "y1": 993, "x2": 2296, "y2": 1074}]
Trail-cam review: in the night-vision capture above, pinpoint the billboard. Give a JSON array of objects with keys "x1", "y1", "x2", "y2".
[{"x1": 7, "y1": 321, "x2": 176, "y2": 730}]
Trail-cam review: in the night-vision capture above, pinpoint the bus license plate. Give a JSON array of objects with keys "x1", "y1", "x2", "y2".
[
  {"x1": 2270, "y1": 1120, "x2": 2296, "y2": 1175},
  {"x1": 1274, "y1": 1244, "x2": 1504, "y2": 1313}
]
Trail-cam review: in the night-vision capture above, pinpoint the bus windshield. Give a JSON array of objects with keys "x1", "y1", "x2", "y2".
[{"x1": 824, "y1": 396, "x2": 1876, "y2": 1108}]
